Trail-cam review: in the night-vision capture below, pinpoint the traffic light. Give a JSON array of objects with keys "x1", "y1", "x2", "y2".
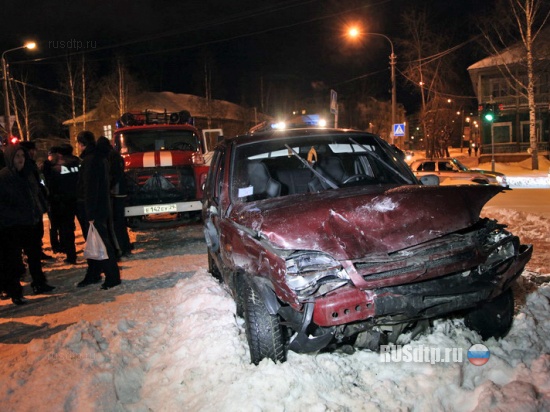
[{"x1": 480, "y1": 103, "x2": 496, "y2": 123}]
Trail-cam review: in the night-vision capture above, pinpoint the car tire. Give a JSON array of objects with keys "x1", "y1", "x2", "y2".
[
  {"x1": 465, "y1": 288, "x2": 514, "y2": 340},
  {"x1": 241, "y1": 280, "x2": 286, "y2": 365},
  {"x1": 234, "y1": 276, "x2": 246, "y2": 318}
]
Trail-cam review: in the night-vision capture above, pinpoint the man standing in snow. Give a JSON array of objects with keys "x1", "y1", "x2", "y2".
[
  {"x1": 0, "y1": 145, "x2": 55, "y2": 303},
  {"x1": 17, "y1": 141, "x2": 56, "y2": 294},
  {"x1": 96, "y1": 136, "x2": 132, "y2": 257},
  {"x1": 48, "y1": 143, "x2": 81, "y2": 264},
  {"x1": 76, "y1": 131, "x2": 121, "y2": 289}
]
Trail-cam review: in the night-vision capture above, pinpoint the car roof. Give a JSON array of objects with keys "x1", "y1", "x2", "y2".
[
  {"x1": 223, "y1": 127, "x2": 379, "y2": 146},
  {"x1": 412, "y1": 157, "x2": 458, "y2": 162}
]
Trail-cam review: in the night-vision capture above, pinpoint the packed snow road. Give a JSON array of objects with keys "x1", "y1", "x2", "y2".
[{"x1": 0, "y1": 204, "x2": 549, "y2": 411}]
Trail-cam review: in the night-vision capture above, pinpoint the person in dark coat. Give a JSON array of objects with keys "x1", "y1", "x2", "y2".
[
  {"x1": 0, "y1": 147, "x2": 5, "y2": 170},
  {"x1": 17, "y1": 141, "x2": 56, "y2": 294},
  {"x1": 19, "y1": 140, "x2": 53, "y2": 261},
  {"x1": 76, "y1": 131, "x2": 121, "y2": 289},
  {"x1": 0, "y1": 145, "x2": 55, "y2": 304},
  {"x1": 42, "y1": 146, "x2": 62, "y2": 253},
  {"x1": 48, "y1": 143, "x2": 80, "y2": 264},
  {"x1": 96, "y1": 136, "x2": 132, "y2": 257}
]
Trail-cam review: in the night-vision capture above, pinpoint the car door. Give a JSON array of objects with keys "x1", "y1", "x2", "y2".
[
  {"x1": 436, "y1": 160, "x2": 460, "y2": 182},
  {"x1": 411, "y1": 160, "x2": 436, "y2": 178},
  {"x1": 203, "y1": 147, "x2": 225, "y2": 254}
]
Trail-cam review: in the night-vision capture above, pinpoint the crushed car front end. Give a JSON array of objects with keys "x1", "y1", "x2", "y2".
[{"x1": 280, "y1": 217, "x2": 532, "y2": 353}]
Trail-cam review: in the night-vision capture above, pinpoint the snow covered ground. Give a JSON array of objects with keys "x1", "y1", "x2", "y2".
[{"x1": 1, "y1": 156, "x2": 550, "y2": 412}]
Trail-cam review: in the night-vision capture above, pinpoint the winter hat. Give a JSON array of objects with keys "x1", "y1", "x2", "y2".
[
  {"x1": 19, "y1": 141, "x2": 36, "y2": 151},
  {"x1": 58, "y1": 143, "x2": 74, "y2": 156},
  {"x1": 3, "y1": 144, "x2": 24, "y2": 172}
]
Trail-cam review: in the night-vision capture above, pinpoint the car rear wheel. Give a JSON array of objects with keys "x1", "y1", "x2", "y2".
[
  {"x1": 465, "y1": 288, "x2": 514, "y2": 340},
  {"x1": 241, "y1": 280, "x2": 286, "y2": 364}
]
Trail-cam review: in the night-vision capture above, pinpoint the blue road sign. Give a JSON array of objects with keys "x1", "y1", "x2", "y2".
[{"x1": 393, "y1": 123, "x2": 405, "y2": 136}]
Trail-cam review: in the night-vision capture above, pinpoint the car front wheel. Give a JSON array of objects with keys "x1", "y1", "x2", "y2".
[
  {"x1": 465, "y1": 288, "x2": 514, "y2": 340},
  {"x1": 241, "y1": 280, "x2": 287, "y2": 364}
]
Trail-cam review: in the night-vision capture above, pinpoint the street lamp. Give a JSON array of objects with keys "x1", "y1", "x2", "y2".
[
  {"x1": 347, "y1": 28, "x2": 397, "y2": 143},
  {"x1": 2, "y1": 41, "x2": 36, "y2": 141}
]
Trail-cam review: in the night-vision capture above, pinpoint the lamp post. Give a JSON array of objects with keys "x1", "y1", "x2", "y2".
[
  {"x1": 347, "y1": 29, "x2": 396, "y2": 143},
  {"x1": 2, "y1": 42, "x2": 36, "y2": 141}
]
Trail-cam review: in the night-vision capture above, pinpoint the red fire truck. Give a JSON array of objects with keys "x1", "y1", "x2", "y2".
[{"x1": 113, "y1": 110, "x2": 209, "y2": 228}]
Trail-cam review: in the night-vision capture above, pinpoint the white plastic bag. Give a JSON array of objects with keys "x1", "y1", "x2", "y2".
[{"x1": 83, "y1": 222, "x2": 109, "y2": 260}]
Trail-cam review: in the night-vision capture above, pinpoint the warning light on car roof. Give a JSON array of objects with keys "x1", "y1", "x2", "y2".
[{"x1": 272, "y1": 122, "x2": 286, "y2": 130}]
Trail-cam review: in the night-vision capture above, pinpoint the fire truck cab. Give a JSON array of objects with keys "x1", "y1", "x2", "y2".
[{"x1": 113, "y1": 110, "x2": 209, "y2": 228}]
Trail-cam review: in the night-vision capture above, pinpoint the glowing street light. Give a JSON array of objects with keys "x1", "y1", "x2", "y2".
[
  {"x1": 346, "y1": 26, "x2": 397, "y2": 142},
  {"x1": 2, "y1": 41, "x2": 36, "y2": 141}
]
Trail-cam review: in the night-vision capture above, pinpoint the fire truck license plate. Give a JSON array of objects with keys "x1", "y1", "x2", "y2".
[{"x1": 144, "y1": 204, "x2": 178, "y2": 214}]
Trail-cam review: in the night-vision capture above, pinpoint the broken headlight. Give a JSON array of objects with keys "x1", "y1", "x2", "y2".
[{"x1": 285, "y1": 251, "x2": 349, "y2": 297}]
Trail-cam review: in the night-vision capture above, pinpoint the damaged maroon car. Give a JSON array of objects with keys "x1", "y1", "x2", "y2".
[{"x1": 202, "y1": 126, "x2": 532, "y2": 364}]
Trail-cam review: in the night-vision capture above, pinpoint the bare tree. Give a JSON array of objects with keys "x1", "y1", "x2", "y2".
[
  {"x1": 399, "y1": 8, "x2": 461, "y2": 158},
  {"x1": 56, "y1": 54, "x2": 98, "y2": 142},
  {"x1": 11, "y1": 77, "x2": 32, "y2": 141},
  {"x1": 66, "y1": 56, "x2": 79, "y2": 140},
  {"x1": 99, "y1": 58, "x2": 139, "y2": 117},
  {"x1": 479, "y1": 0, "x2": 550, "y2": 170},
  {"x1": 81, "y1": 55, "x2": 87, "y2": 130},
  {"x1": 8, "y1": 78, "x2": 22, "y2": 140}
]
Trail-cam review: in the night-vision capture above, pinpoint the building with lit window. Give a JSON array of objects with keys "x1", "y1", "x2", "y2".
[{"x1": 467, "y1": 28, "x2": 550, "y2": 160}]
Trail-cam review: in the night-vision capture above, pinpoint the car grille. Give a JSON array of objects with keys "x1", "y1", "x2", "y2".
[
  {"x1": 353, "y1": 232, "x2": 486, "y2": 289},
  {"x1": 126, "y1": 167, "x2": 196, "y2": 205}
]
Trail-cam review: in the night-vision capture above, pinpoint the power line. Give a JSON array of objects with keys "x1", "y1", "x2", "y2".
[
  {"x1": 12, "y1": 79, "x2": 79, "y2": 99},
  {"x1": 14, "y1": 0, "x2": 393, "y2": 64}
]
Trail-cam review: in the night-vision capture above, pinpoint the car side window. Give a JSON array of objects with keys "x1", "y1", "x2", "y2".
[
  {"x1": 439, "y1": 161, "x2": 455, "y2": 172},
  {"x1": 421, "y1": 162, "x2": 435, "y2": 172}
]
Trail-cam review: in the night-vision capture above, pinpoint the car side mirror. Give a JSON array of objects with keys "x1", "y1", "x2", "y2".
[{"x1": 420, "y1": 174, "x2": 440, "y2": 186}]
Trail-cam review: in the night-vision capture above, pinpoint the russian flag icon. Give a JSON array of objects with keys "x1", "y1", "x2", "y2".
[{"x1": 468, "y1": 344, "x2": 490, "y2": 366}]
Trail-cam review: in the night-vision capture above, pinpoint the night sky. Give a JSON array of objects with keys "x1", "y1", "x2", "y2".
[{"x1": 2, "y1": 0, "x2": 496, "y2": 120}]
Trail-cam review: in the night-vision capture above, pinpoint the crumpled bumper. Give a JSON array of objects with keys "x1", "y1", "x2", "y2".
[{"x1": 287, "y1": 221, "x2": 533, "y2": 353}]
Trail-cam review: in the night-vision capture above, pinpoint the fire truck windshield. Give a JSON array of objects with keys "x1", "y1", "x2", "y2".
[{"x1": 117, "y1": 129, "x2": 200, "y2": 154}]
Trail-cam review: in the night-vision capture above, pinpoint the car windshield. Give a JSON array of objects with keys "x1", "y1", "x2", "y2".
[
  {"x1": 230, "y1": 132, "x2": 418, "y2": 202},
  {"x1": 116, "y1": 129, "x2": 200, "y2": 154}
]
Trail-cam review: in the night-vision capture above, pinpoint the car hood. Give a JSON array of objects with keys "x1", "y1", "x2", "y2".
[
  {"x1": 232, "y1": 184, "x2": 504, "y2": 260},
  {"x1": 470, "y1": 168, "x2": 506, "y2": 177}
]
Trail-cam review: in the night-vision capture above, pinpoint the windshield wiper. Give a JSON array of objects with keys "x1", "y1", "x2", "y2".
[
  {"x1": 349, "y1": 138, "x2": 413, "y2": 184},
  {"x1": 284, "y1": 144, "x2": 339, "y2": 189}
]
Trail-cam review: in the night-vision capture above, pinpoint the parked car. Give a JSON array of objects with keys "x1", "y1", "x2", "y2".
[
  {"x1": 409, "y1": 157, "x2": 508, "y2": 187},
  {"x1": 202, "y1": 126, "x2": 532, "y2": 364}
]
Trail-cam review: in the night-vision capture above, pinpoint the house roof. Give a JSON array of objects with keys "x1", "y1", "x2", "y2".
[
  {"x1": 62, "y1": 108, "x2": 99, "y2": 125},
  {"x1": 468, "y1": 26, "x2": 550, "y2": 71},
  {"x1": 131, "y1": 92, "x2": 252, "y2": 121},
  {"x1": 64, "y1": 92, "x2": 259, "y2": 125}
]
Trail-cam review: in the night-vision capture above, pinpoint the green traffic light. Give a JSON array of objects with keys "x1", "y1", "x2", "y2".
[{"x1": 484, "y1": 112, "x2": 494, "y2": 122}]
